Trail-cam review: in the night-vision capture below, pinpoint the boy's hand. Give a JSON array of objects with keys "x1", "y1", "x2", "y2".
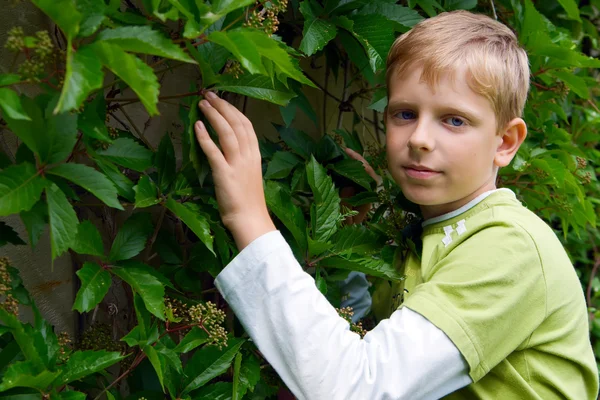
[
  {"x1": 341, "y1": 148, "x2": 382, "y2": 225},
  {"x1": 194, "y1": 92, "x2": 276, "y2": 250}
]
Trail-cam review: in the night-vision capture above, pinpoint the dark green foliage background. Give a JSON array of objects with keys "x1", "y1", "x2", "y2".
[{"x1": 0, "y1": 0, "x2": 599, "y2": 398}]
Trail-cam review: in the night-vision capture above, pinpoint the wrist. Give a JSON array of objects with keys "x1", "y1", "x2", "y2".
[{"x1": 228, "y1": 212, "x2": 276, "y2": 250}]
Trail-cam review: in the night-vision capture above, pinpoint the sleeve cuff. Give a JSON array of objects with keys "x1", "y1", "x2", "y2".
[{"x1": 214, "y1": 229, "x2": 286, "y2": 298}]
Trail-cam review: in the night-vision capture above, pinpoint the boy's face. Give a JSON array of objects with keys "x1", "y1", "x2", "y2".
[{"x1": 386, "y1": 65, "x2": 503, "y2": 219}]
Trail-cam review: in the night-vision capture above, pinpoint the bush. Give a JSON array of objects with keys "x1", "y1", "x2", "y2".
[{"x1": 0, "y1": 0, "x2": 598, "y2": 398}]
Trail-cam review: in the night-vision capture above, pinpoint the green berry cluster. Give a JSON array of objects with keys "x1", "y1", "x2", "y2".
[
  {"x1": 188, "y1": 302, "x2": 228, "y2": 349},
  {"x1": 365, "y1": 144, "x2": 387, "y2": 172},
  {"x1": 0, "y1": 258, "x2": 18, "y2": 316},
  {"x1": 5, "y1": 27, "x2": 55, "y2": 82},
  {"x1": 244, "y1": 0, "x2": 289, "y2": 35},
  {"x1": 78, "y1": 323, "x2": 122, "y2": 352},
  {"x1": 57, "y1": 332, "x2": 72, "y2": 363},
  {"x1": 576, "y1": 156, "x2": 588, "y2": 170},
  {"x1": 336, "y1": 306, "x2": 367, "y2": 338},
  {"x1": 578, "y1": 171, "x2": 593, "y2": 185},
  {"x1": 225, "y1": 61, "x2": 244, "y2": 79}
]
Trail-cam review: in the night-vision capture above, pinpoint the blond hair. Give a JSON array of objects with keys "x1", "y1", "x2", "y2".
[{"x1": 386, "y1": 10, "x2": 530, "y2": 131}]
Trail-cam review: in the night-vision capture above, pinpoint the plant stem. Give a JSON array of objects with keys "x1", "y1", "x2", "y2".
[
  {"x1": 119, "y1": 107, "x2": 154, "y2": 151},
  {"x1": 337, "y1": 60, "x2": 349, "y2": 130},
  {"x1": 106, "y1": 90, "x2": 203, "y2": 103}
]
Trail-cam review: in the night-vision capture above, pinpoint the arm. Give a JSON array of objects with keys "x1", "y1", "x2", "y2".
[{"x1": 195, "y1": 93, "x2": 471, "y2": 399}]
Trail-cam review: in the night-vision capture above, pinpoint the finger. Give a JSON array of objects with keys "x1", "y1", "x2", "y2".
[
  {"x1": 198, "y1": 99, "x2": 240, "y2": 160},
  {"x1": 195, "y1": 120, "x2": 227, "y2": 169},
  {"x1": 238, "y1": 111, "x2": 260, "y2": 154},
  {"x1": 204, "y1": 92, "x2": 251, "y2": 154}
]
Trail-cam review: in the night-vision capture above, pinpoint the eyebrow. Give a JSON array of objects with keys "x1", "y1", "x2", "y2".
[{"x1": 387, "y1": 100, "x2": 482, "y2": 123}]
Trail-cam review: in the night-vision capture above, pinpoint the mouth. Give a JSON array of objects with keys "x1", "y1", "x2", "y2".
[{"x1": 403, "y1": 164, "x2": 441, "y2": 179}]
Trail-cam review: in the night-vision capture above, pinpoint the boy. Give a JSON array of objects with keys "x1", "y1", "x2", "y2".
[{"x1": 193, "y1": 10, "x2": 598, "y2": 399}]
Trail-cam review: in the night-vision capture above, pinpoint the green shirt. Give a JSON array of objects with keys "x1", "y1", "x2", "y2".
[{"x1": 372, "y1": 189, "x2": 598, "y2": 399}]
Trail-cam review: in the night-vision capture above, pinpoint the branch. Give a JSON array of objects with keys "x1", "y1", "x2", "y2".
[
  {"x1": 106, "y1": 90, "x2": 203, "y2": 103},
  {"x1": 489, "y1": 0, "x2": 498, "y2": 20},
  {"x1": 118, "y1": 107, "x2": 154, "y2": 151}
]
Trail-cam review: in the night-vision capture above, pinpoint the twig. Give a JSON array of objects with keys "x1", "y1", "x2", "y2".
[
  {"x1": 107, "y1": 90, "x2": 203, "y2": 103},
  {"x1": 531, "y1": 81, "x2": 553, "y2": 91},
  {"x1": 119, "y1": 107, "x2": 154, "y2": 151},
  {"x1": 145, "y1": 206, "x2": 167, "y2": 261},
  {"x1": 306, "y1": 74, "x2": 342, "y2": 102},
  {"x1": 489, "y1": 0, "x2": 498, "y2": 20},
  {"x1": 337, "y1": 61, "x2": 349, "y2": 130},
  {"x1": 323, "y1": 61, "x2": 329, "y2": 134}
]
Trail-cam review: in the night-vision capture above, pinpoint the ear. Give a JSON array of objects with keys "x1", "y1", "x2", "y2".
[{"x1": 494, "y1": 117, "x2": 527, "y2": 168}]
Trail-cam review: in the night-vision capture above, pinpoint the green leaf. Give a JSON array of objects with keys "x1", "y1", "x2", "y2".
[
  {"x1": 299, "y1": 1, "x2": 338, "y2": 56},
  {"x1": 31, "y1": 0, "x2": 82, "y2": 39},
  {"x1": 55, "y1": 45, "x2": 104, "y2": 114},
  {"x1": 211, "y1": 0, "x2": 255, "y2": 17},
  {"x1": 134, "y1": 176, "x2": 160, "y2": 208},
  {"x1": 142, "y1": 345, "x2": 165, "y2": 392},
  {"x1": 112, "y1": 265, "x2": 165, "y2": 320},
  {"x1": 53, "y1": 391, "x2": 86, "y2": 400},
  {"x1": 96, "y1": 26, "x2": 196, "y2": 63},
  {"x1": 347, "y1": 14, "x2": 395, "y2": 72},
  {"x1": 1, "y1": 98, "x2": 44, "y2": 159},
  {"x1": 94, "y1": 158, "x2": 136, "y2": 202},
  {"x1": 46, "y1": 183, "x2": 78, "y2": 261},
  {"x1": 0, "y1": 74, "x2": 22, "y2": 87},
  {"x1": 77, "y1": 0, "x2": 107, "y2": 37},
  {"x1": 44, "y1": 108, "x2": 79, "y2": 165},
  {"x1": 0, "y1": 361, "x2": 60, "y2": 392},
  {"x1": 173, "y1": 326, "x2": 209, "y2": 353},
  {"x1": 0, "y1": 309, "x2": 43, "y2": 368},
  {"x1": 264, "y1": 180, "x2": 308, "y2": 254},
  {"x1": 156, "y1": 134, "x2": 176, "y2": 193},
  {"x1": 276, "y1": 125, "x2": 316, "y2": 160},
  {"x1": 109, "y1": 213, "x2": 154, "y2": 262},
  {"x1": 332, "y1": 225, "x2": 385, "y2": 255},
  {"x1": 550, "y1": 70, "x2": 589, "y2": 99},
  {"x1": 20, "y1": 200, "x2": 48, "y2": 245},
  {"x1": 96, "y1": 138, "x2": 154, "y2": 172},
  {"x1": 236, "y1": 353, "x2": 261, "y2": 399},
  {"x1": 367, "y1": 87, "x2": 387, "y2": 113},
  {"x1": 59, "y1": 350, "x2": 125, "y2": 384},
  {"x1": 320, "y1": 252, "x2": 403, "y2": 280},
  {"x1": 325, "y1": 0, "x2": 371, "y2": 15},
  {"x1": 73, "y1": 262, "x2": 111, "y2": 313},
  {"x1": 0, "y1": 88, "x2": 31, "y2": 121},
  {"x1": 556, "y1": 0, "x2": 581, "y2": 21},
  {"x1": 194, "y1": 382, "x2": 234, "y2": 400},
  {"x1": 182, "y1": 338, "x2": 245, "y2": 394},
  {"x1": 166, "y1": 197, "x2": 214, "y2": 255},
  {"x1": 330, "y1": 158, "x2": 373, "y2": 190},
  {"x1": 208, "y1": 30, "x2": 265, "y2": 75},
  {"x1": 48, "y1": 163, "x2": 123, "y2": 210},
  {"x1": 185, "y1": 96, "x2": 210, "y2": 186},
  {"x1": 232, "y1": 352, "x2": 242, "y2": 400},
  {"x1": 358, "y1": 2, "x2": 423, "y2": 28},
  {"x1": 444, "y1": 0, "x2": 477, "y2": 11},
  {"x1": 0, "y1": 222, "x2": 25, "y2": 246},
  {"x1": 306, "y1": 156, "x2": 341, "y2": 242},
  {"x1": 265, "y1": 151, "x2": 303, "y2": 179},
  {"x1": 215, "y1": 74, "x2": 296, "y2": 106},
  {"x1": 79, "y1": 94, "x2": 112, "y2": 142},
  {"x1": 210, "y1": 29, "x2": 314, "y2": 87},
  {"x1": 71, "y1": 220, "x2": 104, "y2": 257},
  {"x1": 90, "y1": 41, "x2": 160, "y2": 115}
]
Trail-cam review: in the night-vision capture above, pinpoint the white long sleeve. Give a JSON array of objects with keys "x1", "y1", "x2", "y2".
[{"x1": 214, "y1": 231, "x2": 472, "y2": 400}]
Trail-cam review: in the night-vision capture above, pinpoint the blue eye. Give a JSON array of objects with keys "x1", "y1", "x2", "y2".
[
  {"x1": 447, "y1": 117, "x2": 464, "y2": 126},
  {"x1": 397, "y1": 111, "x2": 416, "y2": 120}
]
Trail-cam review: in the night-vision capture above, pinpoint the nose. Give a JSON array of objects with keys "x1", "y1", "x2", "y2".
[{"x1": 407, "y1": 118, "x2": 435, "y2": 152}]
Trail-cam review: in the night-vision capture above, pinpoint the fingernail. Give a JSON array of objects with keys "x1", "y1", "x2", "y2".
[
  {"x1": 195, "y1": 121, "x2": 205, "y2": 130},
  {"x1": 199, "y1": 99, "x2": 211, "y2": 108},
  {"x1": 206, "y1": 91, "x2": 217, "y2": 99}
]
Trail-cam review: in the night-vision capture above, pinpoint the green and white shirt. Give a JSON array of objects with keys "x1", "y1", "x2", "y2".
[{"x1": 374, "y1": 188, "x2": 598, "y2": 399}]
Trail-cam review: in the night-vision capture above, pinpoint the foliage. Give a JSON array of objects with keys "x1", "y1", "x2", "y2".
[{"x1": 0, "y1": 0, "x2": 598, "y2": 398}]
